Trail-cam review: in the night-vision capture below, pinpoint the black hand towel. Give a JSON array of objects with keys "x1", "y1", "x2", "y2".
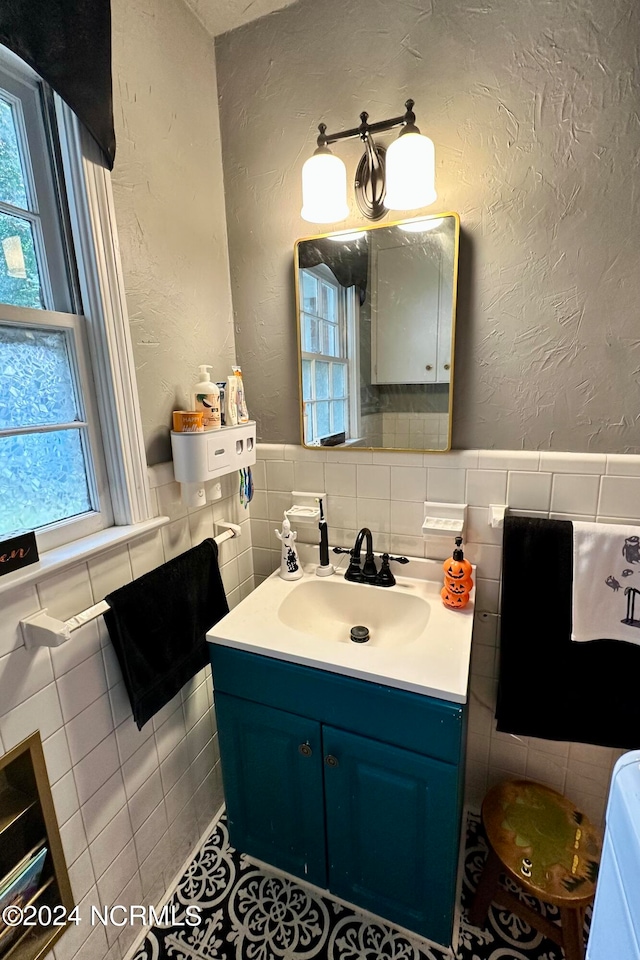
[
  {"x1": 496, "y1": 515, "x2": 640, "y2": 749},
  {"x1": 104, "y1": 538, "x2": 228, "y2": 729}
]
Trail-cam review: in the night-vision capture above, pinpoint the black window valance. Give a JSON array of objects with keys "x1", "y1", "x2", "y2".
[{"x1": 0, "y1": 0, "x2": 115, "y2": 169}]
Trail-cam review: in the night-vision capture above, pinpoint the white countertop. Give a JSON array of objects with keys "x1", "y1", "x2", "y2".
[{"x1": 207, "y1": 551, "x2": 474, "y2": 704}]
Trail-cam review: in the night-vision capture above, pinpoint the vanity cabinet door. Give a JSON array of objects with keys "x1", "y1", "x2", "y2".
[
  {"x1": 215, "y1": 693, "x2": 327, "y2": 887},
  {"x1": 322, "y1": 725, "x2": 460, "y2": 944}
]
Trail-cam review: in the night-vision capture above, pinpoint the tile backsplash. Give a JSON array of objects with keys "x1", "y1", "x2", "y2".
[
  {"x1": 251, "y1": 443, "x2": 640, "y2": 829},
  {"x1": 0, "y1": 465, "x2": 254, "y2": 960}
]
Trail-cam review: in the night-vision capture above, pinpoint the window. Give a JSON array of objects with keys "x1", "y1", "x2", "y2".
[
  {"x1": 300, "y1": 264, "x2": 355, "y2": 444},
  {"x1": 0, "y1": 47, "x2": 149, "y2": 554}
]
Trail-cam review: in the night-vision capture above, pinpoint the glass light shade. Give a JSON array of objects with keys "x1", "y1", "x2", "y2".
[
  {"x1": 384, "y1": 132, "x2": 436, "y2": 211},
  {"x1": 301, "y1": 151, "x2": 349, "y2": 223}
]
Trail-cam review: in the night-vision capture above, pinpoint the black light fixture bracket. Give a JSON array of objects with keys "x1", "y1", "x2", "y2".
[{"x1": 314, "y1": 100, "x2": 420, "y2": 220}]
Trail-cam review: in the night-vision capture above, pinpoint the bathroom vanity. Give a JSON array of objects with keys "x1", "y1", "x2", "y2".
[{"x1": 207, "y1": 556, "x2": 473, "y2": 946}]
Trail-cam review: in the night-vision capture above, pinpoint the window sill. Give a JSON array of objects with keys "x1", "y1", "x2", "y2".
[{"x1": 0, "y1": 517, "x2": 170, "y2": 597}]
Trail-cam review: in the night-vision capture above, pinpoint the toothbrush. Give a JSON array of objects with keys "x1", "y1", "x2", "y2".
[{"x1": 315, "y1": 496, "x2": 334, "y2": 576}]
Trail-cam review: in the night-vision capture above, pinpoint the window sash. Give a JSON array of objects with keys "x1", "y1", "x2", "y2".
[
  {"x1": 0, "y1": 49, "x2": 75, "y2": 313},
  {"x1": 301, "y1": 356, "x2": 349, "y2": 442},
  {"x1": 300, "y1": 265, "x2": 355, "y2": 443},
  {"x1": 0, "y1": 301, "x2": 113, "y2": 548}
]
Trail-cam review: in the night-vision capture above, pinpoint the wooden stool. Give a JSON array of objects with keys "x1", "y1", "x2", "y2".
[{"x1": 469, "y1": 780, "x2": 602, "y2": 960}]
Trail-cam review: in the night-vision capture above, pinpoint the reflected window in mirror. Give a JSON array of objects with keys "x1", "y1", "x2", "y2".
[
  {"x1": 299, "y1": 263, "x2": 357, "y2": 444},
  {"x1": 294, "y1": 213, "x2": 459, "y2": 453}
]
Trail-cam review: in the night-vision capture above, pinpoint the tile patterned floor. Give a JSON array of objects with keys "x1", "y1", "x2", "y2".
[{"x1": 133, "y1": 814, "x2": 590, "y2": 960}]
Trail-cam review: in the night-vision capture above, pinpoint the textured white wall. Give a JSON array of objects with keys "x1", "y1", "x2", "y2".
[
  {"x1": 111, "y1": 0, "x2": 236, "y2": 465},
  {"x1": 216, "y1": 0, "x2": 640, "y2": 452}
]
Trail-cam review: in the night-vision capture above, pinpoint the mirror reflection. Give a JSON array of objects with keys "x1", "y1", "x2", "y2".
[{"x1": 294, "y1": 212, "x2": 459, "y2": 452}]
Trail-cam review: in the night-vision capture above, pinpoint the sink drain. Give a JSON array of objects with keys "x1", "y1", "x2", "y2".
[{"x1": 350, "y1": 625, "x2": 370, "y2": 643}]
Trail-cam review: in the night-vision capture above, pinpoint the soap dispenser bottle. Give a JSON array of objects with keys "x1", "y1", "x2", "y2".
[
  {"x1": 193, "y1": 365, "x2": 221, "y2": 429},
  {"x1": 275, "y1": 513, "x2": 303, "y2": 580},
  {"x1": 441, "y1": 536, "x2": 473, "y2": 609}
]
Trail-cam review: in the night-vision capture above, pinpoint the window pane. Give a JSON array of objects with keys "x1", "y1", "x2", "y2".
[
  {"x1": 302, "y1": 273, "x2": 318, "y2": 314},
  {"x1": 316, "y1": 401, "x2": 330, "y2": 437},
  {"x1": 0, "y1": 213, "x2": 44, "y2": 308},
  {"x1": 315, "y1": 361, "x2": 329, "y2": 400},
  {"x1": 303, "y1": 314, "x2": 319, "y2": 353},
  {"x1": 302, "y1": 359, "x2": 312, "y2": 400},
  {"x1": 0, "y1": 325, "x2": 79, "y2": 428},
  {"x1": 331, "y1": 400, "x2": 346, "y2": 434},
  {"x1": 323, "y1": 321, "x2": 338, "y2": 357},
  {"x1": 332, "y1": 362, "x2": 346, "y2": 398},
  {"x1": 0, "y1": 429, "x2": 92, "y2": 537},
  {"x1": 321, "y1": 282, "x2": 336, "y2": 320},
  {"x1": 0, "y1": 96, "x2": 28, "y2": 209},
  {"x1": 304, "y1": 402, "x2": 314, "y2": 443}
]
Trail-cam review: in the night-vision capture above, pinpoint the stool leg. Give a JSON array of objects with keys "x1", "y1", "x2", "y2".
[
  {"x1": 560, "y1": 906, "x2": 586, "y2": 960},
  {"x1": 469, "y1": 847, "x2": 502, "y2": 927}
]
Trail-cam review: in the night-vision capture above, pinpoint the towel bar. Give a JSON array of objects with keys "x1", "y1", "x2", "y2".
[{"x1": 19, "y1": 521, "x2": 242, "y2": 649}]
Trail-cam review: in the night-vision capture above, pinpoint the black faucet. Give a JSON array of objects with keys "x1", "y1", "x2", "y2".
[
  {"x1": 334, "y1": 531, "x2": 410, "y2": 587},
  {"x1": 333, "y1": 527, "x2": 378, "y2": 583}
]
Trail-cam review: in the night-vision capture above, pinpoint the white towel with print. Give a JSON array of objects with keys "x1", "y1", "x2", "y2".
[{"x1": 572, "y1": 521, "x2": 640, "y2": 645}]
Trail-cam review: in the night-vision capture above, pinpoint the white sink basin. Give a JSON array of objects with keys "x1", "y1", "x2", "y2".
[
  {"x1": 277, "y1": 577, "x2": 430, "y2": 647},
  {"x1": 207, "y1": 551, "x2": 475, "y2": 704}
]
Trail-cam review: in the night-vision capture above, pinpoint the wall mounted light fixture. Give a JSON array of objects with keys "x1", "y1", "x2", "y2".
[{"x1": 301, "y1": 99, "x2": 435, "y2": 224}]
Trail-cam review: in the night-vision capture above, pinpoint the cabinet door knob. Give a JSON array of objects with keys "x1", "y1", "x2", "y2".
[
  {"x1": 324, "y1": 754, "x2": 339, "y2": 767},
  {"x1": 444, "y1": 363, "x2": 450, "y2": 370},
  {"x1": 425, "y1": 364, "x2": 433, "y2": 371},
  {"x1": 298, "y1": 743, "x2": 312, "y2": 757}
]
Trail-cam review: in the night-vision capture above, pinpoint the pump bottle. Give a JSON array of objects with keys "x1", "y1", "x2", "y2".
[{"x1": 193, "y1": 365, "x2": 221, "y2": 429}]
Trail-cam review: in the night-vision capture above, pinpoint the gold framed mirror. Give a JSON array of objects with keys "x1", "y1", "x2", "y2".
[{"x1": 294, "y1": 212, "x2": 459, "y2": 452}]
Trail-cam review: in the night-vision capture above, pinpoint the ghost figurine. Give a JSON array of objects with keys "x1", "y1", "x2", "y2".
[{"x1": 275, "y1": 513, "x2": 303, "y2": 581}]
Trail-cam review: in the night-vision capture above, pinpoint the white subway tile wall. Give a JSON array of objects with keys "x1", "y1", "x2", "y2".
[
  {"x1": 0, "y1": 466, "x2": 252, "y2": 960},
  {"x1": 252, "y1": 443, "x2": 640, "y2": 830}
]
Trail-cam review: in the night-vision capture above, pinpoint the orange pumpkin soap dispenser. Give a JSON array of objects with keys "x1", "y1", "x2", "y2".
[{"x1": 441, "y1": 536, "x2": 473, "y2": 610}]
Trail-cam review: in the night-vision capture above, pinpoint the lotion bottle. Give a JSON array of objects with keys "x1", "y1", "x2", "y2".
[
  {"x1": 275, "y1": 513, "x2": 303, "y2": 580},
  {"x1": 233, "y1": 365, "x2": 249, "y2": 423},
  {"x1": 193, "y1": 365, "x2": 221, "y2": 429},
  {"x1": 226, "y1": 373, "x2": 239, "y2": 426}
]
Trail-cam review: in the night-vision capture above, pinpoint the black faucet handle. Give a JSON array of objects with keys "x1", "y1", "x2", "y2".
[
  {"x1": 334, "y1": 546, "x2": 366, "y2": 583},
  {"x1": 375, "y1": 554, "x2": 409, "y2": 588}
]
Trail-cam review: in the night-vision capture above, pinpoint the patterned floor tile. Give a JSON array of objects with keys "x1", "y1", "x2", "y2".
[{"x1": 133, "y1": 814, "x2": 590, "y2": 960}]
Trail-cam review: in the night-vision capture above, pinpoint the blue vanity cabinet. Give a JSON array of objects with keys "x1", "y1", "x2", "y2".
[
  {"x1": 210, "y1": 645, "x2": 466, "y2": 946},
  {"x1": 323, "y1": 726, "x2": 461, "y2": 945},
  {"x1": 214, "y1": 692, "x2": 327, "y2": 888}
]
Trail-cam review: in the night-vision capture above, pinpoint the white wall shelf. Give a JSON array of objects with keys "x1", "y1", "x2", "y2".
[{"x1": 171, "y1": 420, "x2": 256, "y2": 507}]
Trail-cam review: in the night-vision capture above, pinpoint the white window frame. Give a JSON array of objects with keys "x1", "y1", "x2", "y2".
[
  {"x1": 0, "y1": 45, "x2": 152, "y2": 562},
  {"x1": 55, "y1": 102, "x2": 152, "y2": 527},
  {"x1": 300, "y1": 263, "x2": 357, "y2": 444}
]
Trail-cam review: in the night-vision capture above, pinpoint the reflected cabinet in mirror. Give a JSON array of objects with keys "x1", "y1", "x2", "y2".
[{"x1": 294, "y1": 212, "x2": 459, "y2": 452}]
